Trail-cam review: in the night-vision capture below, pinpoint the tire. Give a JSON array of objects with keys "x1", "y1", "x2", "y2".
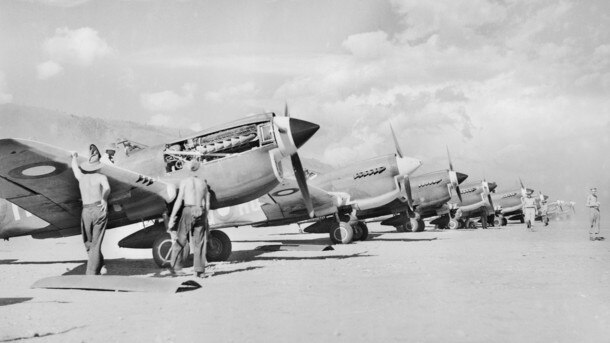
[
  {"x1": 329, "y1": 221, "x2": 354, "y2": 244},
  {"x1": 493, "y1": 218, "x2": 501, "y2": 226},
  {"x1": 354, "y1": 222, "x2": 369, "y2": 241},
  {"x1": 352, "y1": 222, "x2": 363, "y2": 241},
  {"x1": 152, "y1": 233, "x2": 189, "y2": 268},
  {"x1": 412, "y1": 219, "x2": 425, "y2": 232},
  {"x1": 207, "y1": 230, "x2": 232, "y2": 262},
  {"x1": 395, "y1": 225, "x2": 407, "y2": 232},
  {"x1": 468, "y1": 221, "x2": 477, "y2": 229},
  {"x1": 448, "y1": 218, "x2": 459, "y2": 230},
  {"x1": 520, "y1": 216, "x2": 525, "y2": 224}
]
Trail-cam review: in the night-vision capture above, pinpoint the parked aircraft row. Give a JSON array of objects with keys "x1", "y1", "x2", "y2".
[{"x1": 0, "y1": 109, "x2": 573, "y2": 267}]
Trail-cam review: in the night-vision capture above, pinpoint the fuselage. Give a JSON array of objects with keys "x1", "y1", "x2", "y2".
[{"x1": 448, "y1": 180, "x2": 497, "y2": 218}]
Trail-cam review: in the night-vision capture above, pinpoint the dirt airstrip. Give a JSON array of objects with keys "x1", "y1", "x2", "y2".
[{"x1": 1, "y1": 218, "x2": 609, "y2": 342}]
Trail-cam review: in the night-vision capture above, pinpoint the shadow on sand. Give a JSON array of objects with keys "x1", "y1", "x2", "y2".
[{"x1": 0, "y1": 297, "x2": 32, "y2": 307}]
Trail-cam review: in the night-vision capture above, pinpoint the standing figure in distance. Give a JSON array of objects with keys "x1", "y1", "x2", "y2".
[
  {"x1": 168, "y1": 160, "x2": 210, "y2": 277},
  {"x1": 71, "y1": 145, "x2": 111, "y2": 275},
  {"x1": 521, "y1": 190, "x2": 537, "y2": 231},
  {"x1": 539, "y1": 200, "x2": 549, "y2": 227},
  {"x1": 586, "y1": 187, "x2": 602, "y2": 241}
]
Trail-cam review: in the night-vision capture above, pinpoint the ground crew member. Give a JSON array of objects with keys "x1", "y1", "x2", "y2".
[
  {"x1": 586, "y1": 188, "x2": 601, "y2": 241},
  {"x1": 168, "y1": 160, "x2": 210, "y2": 277},
  {"x1": 540, "y1": 200, "x2": 549, "y2": 226},
  {"x1": 521, "y1": 190, "x2": 537, "y2": 230},
  {"x1": 71, "y1": 145, "x2": 110, "y2": 275}
]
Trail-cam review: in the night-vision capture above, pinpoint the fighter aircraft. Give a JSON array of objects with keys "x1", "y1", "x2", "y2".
[
  {"x1": 443, "y1": 180, "x2": 497, "y2": 229},
  {"x1": 119, "y1": 126, "x2": 424, "y2": 266},
  {"x1": 490, "y1": 179, "x2": 532, "y2": 226},
  {"x1": 0, "y1": 112, "x2": 320, "y2": 263}
]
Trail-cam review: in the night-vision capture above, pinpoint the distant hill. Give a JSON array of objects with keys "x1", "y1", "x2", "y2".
[{"x1": 0, "y1": 104, "x2": 184, "y2": 151}]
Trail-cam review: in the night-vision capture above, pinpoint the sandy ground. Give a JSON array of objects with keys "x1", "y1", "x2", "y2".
[{"x1": 1, "y1": 218, "x2": 609, "y2": 343}]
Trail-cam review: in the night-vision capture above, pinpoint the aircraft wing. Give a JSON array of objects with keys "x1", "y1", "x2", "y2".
[
  {"x1": 0, "y1": 139, "x2": 176, "y2": 236},
  {"x1": 257, "y1": 178, "x2": 338, "y2": 223}
]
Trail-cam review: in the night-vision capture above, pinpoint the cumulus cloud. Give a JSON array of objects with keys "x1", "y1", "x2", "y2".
[
  {"x1": 37, "y1": 27, "x2": 114, "y2": 79},
  {"x1": 36, "y1": 60, "x2": 64, "y2": 80},
  {"x1": 43, "y1": 27, "x2": 114, "y2": 66},
  {"x1": 204, "y1": 82, "x2": 259, "y2": 103},
  {"x1": 141, "y1": 83, "x2": 197, "y2": 112},
  {"x1": 0, "y1": 72, "x2": 12, "y2": 104}
]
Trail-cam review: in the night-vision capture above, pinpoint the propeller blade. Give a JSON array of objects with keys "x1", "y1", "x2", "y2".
[
  {"x1": 291, "y1": 154, "x2": 314, "y2": 218},
  {"x1": 446, "y1": 146, "x2": 454, "y2": 171},
  {"x1": 284, "y1": 102, "x2": 290, "y2": 117},
  {"x1": 456, "y1": 184, "x2": 463, "y2": 203},
  {"x1": 402, "y1": 176, "x2": 414, "y2": 213},
  {"x1": 390, "y1": 124, "x2": 403, "y2": 158}
]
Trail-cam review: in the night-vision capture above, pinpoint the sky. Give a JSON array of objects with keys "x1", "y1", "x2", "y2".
[{"x1": 0, "y1": 0, "x2": 608, "y2": 210}]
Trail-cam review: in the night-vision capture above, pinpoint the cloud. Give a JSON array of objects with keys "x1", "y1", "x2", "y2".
[
  {"x1": 204, "y1": 82, "x2": 259, "y2": 103},
  {"x1": 0, "y1": 72, "x2": 12, "y2": 104},
  {"x1": 22, "y1": 0, "x2": 91, "y2": 7},
  {"x1": 38, "y1": 27, "x2": 114, "y2": 79},
  {"x1": 36, "y1": 60, "x2": 64, "y2": 79},
  {"x1": 140, "y1": 83, "x2": 197, "y2": 112}
]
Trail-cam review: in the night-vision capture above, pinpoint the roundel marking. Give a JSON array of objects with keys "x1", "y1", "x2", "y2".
[
  {"x1": 272, "y1": 188, "x2": 299, "y2": 197},
  {"x1": 8, "y1": 162, "x2": 68, "y2": 180}
]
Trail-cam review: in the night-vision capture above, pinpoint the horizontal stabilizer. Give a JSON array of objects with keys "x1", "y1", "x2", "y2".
[
  {"x1": 255, "y1": 244, "x2": 334, "y2": 252},
  {"x1": 31, "y1": 275, "x2": 201, "y2": 293}
]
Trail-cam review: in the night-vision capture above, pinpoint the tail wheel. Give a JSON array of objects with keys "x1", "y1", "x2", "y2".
[
  {"x1": 206, "y1": 230, "x2": 232, "y2": 262},
  {"x1": 329, "y1": 222, "x2": 353, "y2": 244},
  {"x1": 448, "y1": 218, "x2": 459, "y2": 230}
]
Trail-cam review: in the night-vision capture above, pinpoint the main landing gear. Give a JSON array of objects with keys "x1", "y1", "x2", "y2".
[{"x1": 329, "y1": 220, "x2": 369, "y2": 244}]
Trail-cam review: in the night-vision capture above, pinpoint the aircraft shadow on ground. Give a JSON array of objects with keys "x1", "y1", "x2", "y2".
[
  {"x1": 0, "y1": 259, "x2": 87, "y2": 265},
  {"x1": 371, "y1": 237, "x2": 439, "y2": 242},
  {"x1": 0, "y1": 297, "x2": 32, "y2": 307},
  {"x1": 61, "y1": 258, "x2": 159, "y2": 276},
  {"x1": 227, "y1": 249, "x2": 373, "y2": 263},
  {"x1": 231, "y1": 236, "x2": 332, "y2": 245}
]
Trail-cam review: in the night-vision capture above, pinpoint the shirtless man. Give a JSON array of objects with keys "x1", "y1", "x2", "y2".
[
  {"x1": 71, "y1": 145, "x2": 111, "y2": 275},
  {"x1": 168, "y1": 160, "x2": 210, "y2": 277}
]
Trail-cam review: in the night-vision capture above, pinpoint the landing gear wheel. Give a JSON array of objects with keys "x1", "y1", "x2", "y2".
[
  {"x1": 411, "y1": 219, "x2": 425, "y2": 232},
  {"x1": 468, "y1": 220, "x2": 477, "y2": 229},
  {"x1": 206, "y1": 230, "x2": 232, "y2": 262},
  {"x1": 520, "y1": 216, "x2": 525, "y2": 224},
  {"x1": 448, "y1": 218, "x2": 459, "y2": 230},
  {"x1": 354, "y1": 222, "x2": 369, "y2": 241},
  {"x1": 352, "y1": 222, "x2": 363, "y2": 241},
  {"x1": 329, "y1": 222, "x2": 354, "y2": 244},
  {"x1": 395, "y1": 224, "x2": 408, "y2": 232},
  {"x1": 152, "y1": 233, "x2": 174, "y2": 268},
  {"x1": 501, "y1": 217, "x2": 508, "y2": 226},
  {"x1": 493, "y1": 218, "x2": 501, "y2": 226},
  {"x1": 409, "y1": 218, "x2": 420, "y2": 232}
]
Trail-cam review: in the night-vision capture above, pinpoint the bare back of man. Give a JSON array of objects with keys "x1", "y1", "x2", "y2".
[
  {"x1": 182, "y1": 176, "x2": 206, "y2": 207},
  {"x1": 78, "y1": 174, "x2": 110, "y2": 207}
]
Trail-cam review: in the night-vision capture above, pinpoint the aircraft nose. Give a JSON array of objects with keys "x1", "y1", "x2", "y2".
[
  {"x1": 456, "y1": 172, "x2": 468, "y2": 184},
  {"x1": 396, "y1": 156, "x2": 422, "y2": 176},
  {"x1": 488, "y1": 182, "x2": 497, "y2": 191},
  {"x1": 289, "y1": 118, "x2": 320, "y2": 149}
]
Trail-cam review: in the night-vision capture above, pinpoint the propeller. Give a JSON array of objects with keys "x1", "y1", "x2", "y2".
[
  {"x1": 284, "y1": 102, "x2": 290, "y2": 117},
  {"x1": 519, "y1": 177, "x2": 527, "y2": 198},
  {"x1": 390, "y1": 124, "x2": 422, "y2": 175},
  {"x1": 399, "y1": 176, "x2": 414, "y2": 214},
  {"x1": 447, "y1": 147, "x2": 463, "y2": 203},
  {"x1": 273, "y1": 104, "x2": 317, "y2": 218},
  {"x1": 390, "y1": 124, "x2": 403, "y2": 158},
  {"x1": 291, "y1": 153, "x2": 314, "y2": 218}
]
